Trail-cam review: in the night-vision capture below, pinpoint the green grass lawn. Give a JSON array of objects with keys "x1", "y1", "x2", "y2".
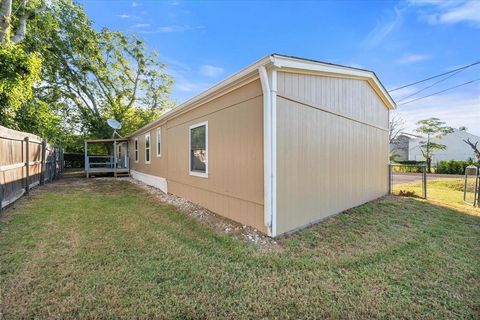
[
  {"x1": 393, "y1": 178, "x2": 479, "y2": 216},
  {"x1": 1, "y1": 178, "x2": 479, "y2": 319}
]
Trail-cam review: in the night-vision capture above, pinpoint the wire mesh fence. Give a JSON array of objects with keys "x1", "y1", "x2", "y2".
[
  {"x1": 388, "y1": 163, "x2": 427, "y2": 199},
  {"x1": 463, "y1": 165, "x2": 479, "y2": 207}
]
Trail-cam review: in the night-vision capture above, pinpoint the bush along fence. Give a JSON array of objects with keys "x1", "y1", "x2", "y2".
[
  {"x1": 436, "y1": 160, "x2": 480, "y2": 175},
  {"x1": 0, "y1": 125, "x2": 64, "y2": 212}
]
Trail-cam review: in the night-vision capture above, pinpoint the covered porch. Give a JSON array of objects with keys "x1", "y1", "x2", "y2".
[{"x1": 84, "y1": 138, "x2": 129, "y2": 178}]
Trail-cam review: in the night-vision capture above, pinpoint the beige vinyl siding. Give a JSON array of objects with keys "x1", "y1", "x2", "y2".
[
  {"x1": 277, "y1": 71, "x2": 388, "y2": 129},
  {"x1": 275, "y1": 71, "x2": 389, "y2": 235},
  {"x1": 130, "y1": 125, "x2": 168, "y2": 178},
  {"x1": 130, "y1": 79, "x2": 266, "y2": 233}
]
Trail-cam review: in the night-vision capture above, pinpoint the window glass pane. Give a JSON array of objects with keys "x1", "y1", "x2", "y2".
[
  {"x1": 145, "y1": 136, "x2": 150, "y2": 148},
  {"x1": 190, "y1": 125, "x2": 206, "y2": 173},
  {"x1": 146, "y1": 149, "x2": 150, "y2": 161},
  {"x1": 191, "y1": 150, "x2": 206, "y2": 172},
  {"x1": 191, "y1": 126, "x2": 205, "y2": 149},
  {"x1": 135, "y1": 140, "x2": 138, "y2": 161}
]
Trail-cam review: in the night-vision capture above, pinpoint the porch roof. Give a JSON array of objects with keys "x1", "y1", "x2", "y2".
[{"x1": 85, "y1": 138, "x2": 129, "y2": 144}]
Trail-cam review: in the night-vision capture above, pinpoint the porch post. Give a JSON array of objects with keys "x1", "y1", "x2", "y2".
[
  {"x1": 84, "y1": 141, "x2": 89, "y2": 178},
  {"x1": 113, "y1": 140, "x2": 117, "y2": 178}
]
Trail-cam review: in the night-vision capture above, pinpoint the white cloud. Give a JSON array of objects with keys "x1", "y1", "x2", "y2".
[
  {"x1": 138, "y1": 25, "x2": 204, "y2": 34},
  {"x1": 411, "y1": 0, "x2": 480, "y2": 27},
  {"x1": 395, "y1": 54, "x2": 430, "y2": 64},
  {"x1": 130, "y1": 23, "x2": 150, "y2": 28},
  {"x1": 394, "y1": 89, "x2": 480, "y2": 136},
  {"x1": 117, "y1": 14, "x2": 130, "y2": 19},
  {"x1": 439, "y1": 1, "x2": 480, "y2": 24},
  {"x1": 363, "y1": 6, "x2": 406, "y2": 47},
  {"x1": 199, "y1": 64, "x2": 224, "y2": 77}
]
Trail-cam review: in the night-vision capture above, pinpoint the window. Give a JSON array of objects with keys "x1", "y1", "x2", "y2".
[
  {"x1": 145, "y1": 133, "x2": 151, "y2": 164},
  {"x1": 156, "y1": 127, "x2": 161, "y2": 157},
  {"x1": 189, "y1": 121, "x2": 208, "y2": 177},
  {"x1": 134, "y1": 138, "x2": 139, "y2": 163}
]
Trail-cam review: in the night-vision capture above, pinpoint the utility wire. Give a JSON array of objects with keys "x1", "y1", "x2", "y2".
[
  {"x1": 397, "y1": 68, "x2": 466, "y2": 102},
  {"x1": 398, "y1": 78, "x2": 480, "y2": 105},
  {"x1": 389, "y1": 60, "x2": 480, "y2": 92}
]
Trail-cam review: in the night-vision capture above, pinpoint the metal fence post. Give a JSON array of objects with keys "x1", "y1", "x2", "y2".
[
  {"x1": 476, "y1": 173, "x2": 480, "y2": 207},
  {"x1": 422, "y1": 165, "x2": 427, "y2": 199},
  {"x1": 24, "y1": 137, "x2": 30, "y2": 194}
]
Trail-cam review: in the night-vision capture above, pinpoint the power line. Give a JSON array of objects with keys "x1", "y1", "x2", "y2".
[
  {"x1": 389, "y1": 60, "x2": 480, "y2": 92},
  {"x1": 397, "y1": 68, "x2": 466, "y2": 102},
  {"x1": 398, "y1": 78, "x2": 480, "y2": 105}
]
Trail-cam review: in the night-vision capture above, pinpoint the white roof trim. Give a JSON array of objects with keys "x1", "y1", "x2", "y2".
[{"x1": 129, "y1": 54, "x2": 395, "y2": 137}]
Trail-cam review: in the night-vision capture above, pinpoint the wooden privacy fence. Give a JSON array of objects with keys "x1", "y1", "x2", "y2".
[{"x1": 0, "y1": 126, "x2": 64, "y2": 211}]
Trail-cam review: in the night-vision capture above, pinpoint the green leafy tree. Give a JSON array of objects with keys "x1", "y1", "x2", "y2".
[
  {"x1": 415, "y1": 117, "x2": 454, "y2": 172},
  {"x1": 0, "y1": 44, "x2": 41, "y2": 126},
  {"x1": 23, "y1": 0, "x2": 173, "y2": 149},
  {"x1": 0, "y1": 0, "x2": 43, "y2": 127}
]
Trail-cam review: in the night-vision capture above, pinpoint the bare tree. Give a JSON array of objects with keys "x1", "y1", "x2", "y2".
[
  {"x1": 463, "y1": 138, "x2": 480, "y2": 162},
  {"x1": 389, "y1": 113, "x2": 405, "y2": 144}
]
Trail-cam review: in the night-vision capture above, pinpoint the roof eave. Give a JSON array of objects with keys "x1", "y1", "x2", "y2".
[
  {"x1": 127, "y1": 55, "x2": 275, "y2": 138},
  {"x1": 128, "y1": 54, "x2": 396, "y2": 137}
]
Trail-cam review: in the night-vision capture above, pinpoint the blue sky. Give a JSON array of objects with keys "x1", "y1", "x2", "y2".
[{"x1": 79, "y1": 0, "x2": 480, "y2": 135}]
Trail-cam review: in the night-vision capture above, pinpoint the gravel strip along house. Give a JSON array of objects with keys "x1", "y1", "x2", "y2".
[{"x1": 128, "y1": 54, "x2": 396, "y2": 237}]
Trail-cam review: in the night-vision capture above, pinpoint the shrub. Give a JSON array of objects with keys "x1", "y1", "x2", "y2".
[
  {"x1": 398, "y1": 190, "x2": 418, "y2": 197},
  {"x1": 391, "y1": 161, "x2": 426, "y2": 173},
  {"x1": 435, "y1": 160, "x2": 479, "y2": 175}
]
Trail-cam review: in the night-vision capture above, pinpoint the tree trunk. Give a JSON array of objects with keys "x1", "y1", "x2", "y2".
[
  {"x1": 12, "y1": 12, "x2": 28, "y2": 43},
  {"x1": 0, "y1": 0, "x2": 12, "y2": 43},
  {"x1": 427, "y1": 157, "x2": 432, "y2": 173}
]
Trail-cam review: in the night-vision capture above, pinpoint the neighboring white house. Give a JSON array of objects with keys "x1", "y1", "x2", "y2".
[{"x1": 391, "y1": 128, "x2": 479, "y2": 163}]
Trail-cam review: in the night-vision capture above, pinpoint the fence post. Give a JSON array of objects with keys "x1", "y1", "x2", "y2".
[
  {"x1": 0, "y1": 166, "x2": 3, "y2": 213},
  {"x1": 53, "y1": 148, "x2": 57, "y2": 180},
  {"x1": 24, "y1": 137, "x2": 30, "y2": 194},
  {"x1": 40, "y1": 140, "x2": 46, "y2": 185},
  {"x1": 422, "y1": 165, "x2": 427, "y2": 199}
]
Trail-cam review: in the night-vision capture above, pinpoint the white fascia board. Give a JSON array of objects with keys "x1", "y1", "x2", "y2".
[{"x1": 271, "y1": 55, "x2": 396, "y2": 110}]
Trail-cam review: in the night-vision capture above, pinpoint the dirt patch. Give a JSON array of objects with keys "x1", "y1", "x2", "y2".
[{"x1": 96, "y1": 177, "x2": 280, "y2": 251}]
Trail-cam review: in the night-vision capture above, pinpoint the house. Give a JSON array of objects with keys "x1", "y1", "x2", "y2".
[
  {"x1": 127, "y1": 54, "x2": 396, "y2": 237},
  {"x1": 389, "y1": 133, "x2": 422, "y2": 161},
  {"x1": 391, "y1": 128, "x2": 480, "y2": 163}
]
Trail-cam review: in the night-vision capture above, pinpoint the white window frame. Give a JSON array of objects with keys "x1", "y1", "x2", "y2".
[
  {"x1": 134, "y1": 137, "x2": 139, "y2": 163},
  {"x1": 156, "y1": 127, "x2": 162, "y2": 157},
  {"x1": 144, "y1": 132, "x2": 151, "y2": 164},
  {"x1": 189, "y1": 121, "x2": 208, "y2": 178}
]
